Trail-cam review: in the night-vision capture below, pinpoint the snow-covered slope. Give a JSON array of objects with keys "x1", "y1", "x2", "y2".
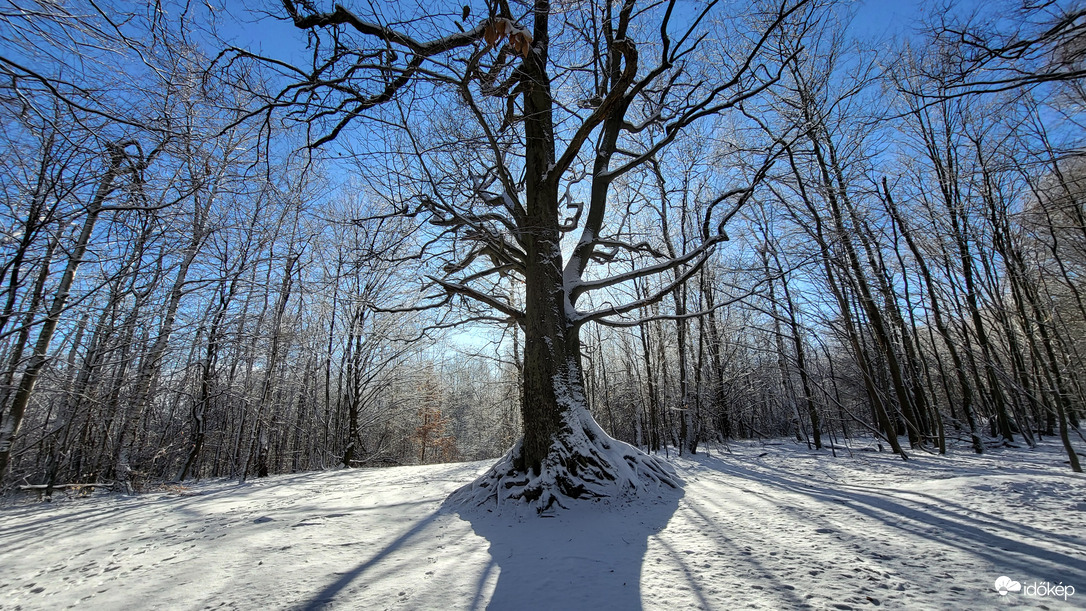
[{"x1": 1, "y1": 440, "x2": 1083, "y2": 610}]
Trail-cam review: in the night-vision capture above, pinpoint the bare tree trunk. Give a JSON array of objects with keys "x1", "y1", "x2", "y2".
[
  {"x1": 251, "y1": 244, "x2": 301, "y2": 479},
  {"x1": 786, "y1": 147, "x2": 905, "y2": 457},
  {"x1": 766, "y1": 240, "x2": 821, "y2": 449},
  {"x1": 0, "y1": 237, "x2": 59, "y2": 420},
  {"x1": 638, "y1": 316, "x2": 661, "y2": 452},
  {"x1": 178, "y1": 272, "x2": 239, "y2": 482},
  {"x1": 881, "y1": 179, "x2": 983, "y2": 453},
  {"x1": 810, "y1": 129, "x2": 921, "y2": 448},
  {"x1": 0, "y1": 131, "x2": 58, "y2": 339},
  {"x1": 118, "y1": 194, "x2": 209, "y2": 491},
  {"x1": 701, "y1": 271, "x2": 732, "y2": 439},
  {"x1": 0, "y1": 143, "x2": 127, "y2": 477}
]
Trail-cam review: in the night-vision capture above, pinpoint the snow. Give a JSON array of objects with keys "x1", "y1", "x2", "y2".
[
  {"x1": 1, "y1": 439, "x2": 1084, "y2": 610},
  {"x1": 449, "y1": 380, "x2": 678, "y2": 513}
]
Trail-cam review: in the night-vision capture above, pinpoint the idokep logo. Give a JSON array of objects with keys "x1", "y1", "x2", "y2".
[
  {"x1": 994, "y1": 576, "x2": 1021, "y2": 595},
  {"x1": 994, "y1": 576, "x2": 1076, "y2": 601}
]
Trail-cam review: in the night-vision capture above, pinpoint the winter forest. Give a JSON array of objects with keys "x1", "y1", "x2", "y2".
[{"x1": 1, "y1": 0, "x2": 1085, "y2": 608}]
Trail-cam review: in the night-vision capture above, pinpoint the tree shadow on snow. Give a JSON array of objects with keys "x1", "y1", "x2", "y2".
[
  {"x1": 694, "y1": 452, "x2": 1086, "y2": 588},
  {"x1": 446, "y1": 482, "x2": 684, "y2": 611},
  {"x1": 298, "y1": 507, "x2": 448, "y2": 610}
]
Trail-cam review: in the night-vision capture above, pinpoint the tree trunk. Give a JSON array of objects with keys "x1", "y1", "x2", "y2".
[
  {"x1": 767, "y1": 243, "x2": 821, "y2": 449},
  {"x1": 701, "y1": 272, "x2": 732, "y2": 439},
  {"x1": 449, "y1": 5, "x2": 676, "y2": 510},
  {"x1": 881, "y1": 179, "x2": 983, "y2": 453},
  {"x1": 786, "y1": 147, "x2": 905, "y2": 457},
  {"x1": 0, "y1": 144, "x2": 126, "y2": 477}
]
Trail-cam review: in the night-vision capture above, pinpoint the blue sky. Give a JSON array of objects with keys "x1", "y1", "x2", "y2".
[
  {"x1": 851, "y1": 0, "x2": 927, "y2": 38},
  {"x1": 221, "y1": 0, "x2": 937, "y2": 60}
]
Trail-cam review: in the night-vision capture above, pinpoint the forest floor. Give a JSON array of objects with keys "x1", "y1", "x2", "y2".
[{"x1": 0, "y1": 437, "x2": 1083, "y2": 610}]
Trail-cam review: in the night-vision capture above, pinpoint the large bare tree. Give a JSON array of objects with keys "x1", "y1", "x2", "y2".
[{"x1": 227, "y1": 0, "x2": 812, "y2": 510}]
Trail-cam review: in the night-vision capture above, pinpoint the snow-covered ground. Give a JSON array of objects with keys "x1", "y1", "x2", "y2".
[{"x1": 1, "y1": 439, "x2": 1083, "y2": 610}]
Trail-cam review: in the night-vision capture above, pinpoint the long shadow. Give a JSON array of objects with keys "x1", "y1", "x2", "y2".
[
  {"x1": 696, "y1": 453, "x2": 1086, "y2": 587},
  {"x1": 448, "y1": 483, "x2": 684, "y2": 611},
  {"x1": 298, "y1": 508, "x2": 448, "y2": 610},
  {"x1": 672, "y1": 490, "x2": 814, "y2": 610}
]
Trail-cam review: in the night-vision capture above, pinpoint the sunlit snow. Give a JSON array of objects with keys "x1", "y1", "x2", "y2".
[{"x1": 1, "y1": 439, "x2": 1083, "y2": 610}]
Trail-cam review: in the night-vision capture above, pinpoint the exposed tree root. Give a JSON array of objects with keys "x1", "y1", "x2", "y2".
[{"x1": 448, "y1": 409, "x2": 680, "y2": 514}]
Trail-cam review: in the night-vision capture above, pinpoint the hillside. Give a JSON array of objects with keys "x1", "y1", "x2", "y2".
[{"x1": 1, "y1": 440, "x2": 1083, "y2": 610}]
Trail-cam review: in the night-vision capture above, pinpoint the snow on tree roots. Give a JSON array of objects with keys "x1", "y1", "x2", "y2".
[{"x1": 448, "y1": 409, "x2": 680, "y2": 514}]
